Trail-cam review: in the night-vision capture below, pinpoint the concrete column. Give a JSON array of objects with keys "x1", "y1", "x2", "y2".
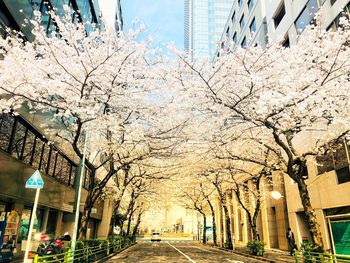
[
  {"x1": 316, "y1": 209, "x2": 331, "y2": 251},
  {"x1": 41, "y1": 208, "x2": 50, "y2": 233},
  {"x1": 97, "y1": 199, "x2": 113, "y2": 238},
  {"x1": 215, "y1": 198, "x2": 224, "y2": 246},
  {"x1": 228, "y1": 191, "x2": 235, "y2": 246},
  {"x1": 260, "y1": 178, "x2": 271, "y2": 248},
  {"x1": 242, "y1": 194, "x2": 248, "y2": 244},
  {"x1": 55, "y1": 211, "x2": 64, "y2": 236},
  {"x1": 231, "y1": 194, "x2": 240, "y2": 246}
]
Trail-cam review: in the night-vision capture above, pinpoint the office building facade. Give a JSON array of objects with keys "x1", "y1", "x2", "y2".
[
  {"x1": 214, "y1": 0, "x2": 350, "y2": 255},
  {"x1": 219, "y1": 0, "x2": 350, "y2": 51},
  {"x1": 185, "y1": 0, "x2": 234, "y2": 60}
]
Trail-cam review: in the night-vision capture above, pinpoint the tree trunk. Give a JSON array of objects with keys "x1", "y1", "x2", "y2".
[
  {"x1": 296, "y1": 177, "x2": 324, "y2": 252},
  {"x1": 78, "y1": 204, "x2": 91, "y2": 240},
  {"x1": 223, "y1": 204, "x2": 233, "y2": 249},
  {"x1": 132, "y1": 212, "x2": 143, "y2": 238},
  {"x1": 251, "y1": 224, "x2": 258, "y2": 241},
  {"x1": 219, "y1": 205, "x2": 224, "y2": 247},
  {"x1": 207, "y1": 199, "x2": 217, "y2": 246},
  {"x1": 126, "y1": 210, "x2": 134, "y2": 237},
  {"x1": 202, "y1": 213, "x2": 207, "y2": 244}
]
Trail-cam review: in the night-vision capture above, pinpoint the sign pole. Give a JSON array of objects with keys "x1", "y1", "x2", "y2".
[
  {"x1": 70, "y1": 130, "x2": 88, "y2": 262},
  {"x1": 23, "y1": 188, "x2": 40, "y2": 263}
]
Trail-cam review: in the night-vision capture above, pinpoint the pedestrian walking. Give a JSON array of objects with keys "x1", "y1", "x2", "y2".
[{"x1": 286, "y1": 227, "x2": 297, "y2": 255}]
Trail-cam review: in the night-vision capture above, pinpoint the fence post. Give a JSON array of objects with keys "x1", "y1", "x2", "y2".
[
  {"x1": 107, "y1": 241, "x2": 110, "y2": 255},
  {"x1": 65, "y1": 249, "x2": 71, "y2": 263},
  {"x1": 33, "y1": 254, "x2": 38, "y2": 263},
  {"x1": 294, "y1": 250, "x2": 299, "y2": 263}
]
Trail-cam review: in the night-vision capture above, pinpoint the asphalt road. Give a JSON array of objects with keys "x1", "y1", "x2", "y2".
[{"x1": 104, "y1": 242, "x2": 265, "y2": 263}]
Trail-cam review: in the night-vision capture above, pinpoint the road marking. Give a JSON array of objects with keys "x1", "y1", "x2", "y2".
[
  {"x1": 227, "y1": 260, "x2": 244, "y2": 263},
  {"x1": 167, "y1": 242, "x2": 197, "y2": 263}
]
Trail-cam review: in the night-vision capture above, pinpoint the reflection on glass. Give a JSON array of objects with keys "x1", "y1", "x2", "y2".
[
  {"x1": 48, "y1": 148, "x2": 57, "y2": 176},
  {"x1": 32, "y1": 139, "x2": 44, "y2": 170},
  {"x1": 40, "y1": 144, "x2": 50, "y2": 174},
  {"x1": 0, "y1": 114, "x2": 14, "y2": 152},
  {"x1": 10, "y1": 121, "x2": 26, "y2": 159}
]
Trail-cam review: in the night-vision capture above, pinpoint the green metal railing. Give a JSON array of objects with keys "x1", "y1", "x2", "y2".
[
  {"x1": 294, "y1": 251, "x2": 350, "y2": 263},
  {"x1": 33, "y1": 238, "x2": 133, "y2": 263}
]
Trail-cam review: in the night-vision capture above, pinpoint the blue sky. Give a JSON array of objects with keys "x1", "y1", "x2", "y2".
[{"x1": 122, "y1": 0, "x2": 184, "y2": 51}]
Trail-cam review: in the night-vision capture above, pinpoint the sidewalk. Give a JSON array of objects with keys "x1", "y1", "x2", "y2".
[{"x1": 204, "y1": 243, "x2": 296, "y2": 263}]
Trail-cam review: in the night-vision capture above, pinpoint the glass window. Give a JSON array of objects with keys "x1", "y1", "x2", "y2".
[
  {"x1": 232, "y1": 11, "x2": 236, "y2": 24},
  {"x1": 273, "y1": 1, "x2": 286, "y2": 28},
  {"x1": 336, "y1": 167, "x2": 350, "y2": 184},
  {"x1": 282, "y1": 36, "x2": 290, "y2": 47},
  {"x1": 240, "y1": 15, "x2": 245, "y2": 29},
  {"x1": 248, "y1": 0, "x2": 254, "y2": 10},
  {"x1": 250, "y1": 17, "x2": 256, "y2": 32},
  {"x1": 241, "y1": 36, "x2": 247, "y2": 48},
  {"x1": 30, "y1": 0, "x2": 42, "y2": 17},
  {"x1": 19, "y1": 208, "x2": 43, "y2": 242},
  {"x1": 295, "y1": 0, "x2": 319, "y2": 33},
  {"x1": 10, "y1": 121, "x2": 26, "y2": 159},
  {"x1": 22, "y1": 129, "x2": 36, "y2": 165},
  {"x1": 238, "y1": 0, "x2": 243, "y2": 8},
  {"x1": 46, "y1": 210, "x2": 58, "y2": 235},
  {"x1": 40, "y1": 3, "x2": 50, "y2": 32},
  {"x1": 330, "y1": 219, "x2": 350, "y2": 255},
  {"x1": 0, "y1": 114, "x2": 14, "y2": 152},
  {"x1": 233, "y1": 32, "x2": 237, "y2": 44}
]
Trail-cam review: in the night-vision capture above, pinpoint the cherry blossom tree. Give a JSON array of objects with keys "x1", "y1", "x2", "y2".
[
  {"x1": 172, "y1": 19, "x2": 350, "y2": 251},
  {"x1": 0, "y1": 10, "x2": 176, "y2": 239}
]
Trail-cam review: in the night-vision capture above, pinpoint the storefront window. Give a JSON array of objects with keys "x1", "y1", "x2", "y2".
[
  {"x1": 46, "y1": 210, "x2": 58, "y2": 235},
  {"x1": 19, "y1": 208, "x2": 43, "y2": 242}
]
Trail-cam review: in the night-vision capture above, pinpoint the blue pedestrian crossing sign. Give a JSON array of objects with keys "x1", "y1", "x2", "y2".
[{"x1": 25, "y1": 170, "x2": 44, "y2": 189}]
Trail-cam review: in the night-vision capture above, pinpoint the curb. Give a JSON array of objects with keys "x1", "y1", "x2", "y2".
[
  {"x1": 202, "y1": 244, "x2": 277, "y2": 263},
  {"x1": 96, "y1": 242, "x2": 136, "y2": 262}
]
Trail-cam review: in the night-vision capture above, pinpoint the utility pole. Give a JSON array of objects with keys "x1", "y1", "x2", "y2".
[{"x1": 70, "y1": 131, "x2": 88, "y2": 261}]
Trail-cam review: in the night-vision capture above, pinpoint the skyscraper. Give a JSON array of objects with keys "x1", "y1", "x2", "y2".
[{"x1": 184, "y1": 0, "x2": 234, "y2": 60}]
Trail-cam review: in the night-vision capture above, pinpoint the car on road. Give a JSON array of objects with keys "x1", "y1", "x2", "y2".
[{"x1": 151, "y1": 232, "x2": 161, "y2": 242}]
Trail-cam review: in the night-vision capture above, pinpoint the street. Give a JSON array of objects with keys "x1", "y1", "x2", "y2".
[{"x1": 104, "y1": 242, "x2": 265, "y2": 263}]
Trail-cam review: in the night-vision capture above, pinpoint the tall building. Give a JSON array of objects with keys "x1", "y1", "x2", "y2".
[
  {"x1": 219, "y1": 0, "x2": 350, "y2": 52},
  {"x1": 0, "y1": 0, "x2": 103, "y2": 40},
  {"x1": 184, "y1": 0, "x2": 234, "y2": 60},
  {"x1": 115, "y1": 0, "x2": 123, "y2": 33}
]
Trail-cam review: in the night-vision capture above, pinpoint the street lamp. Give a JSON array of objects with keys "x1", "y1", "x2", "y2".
[{"x1": 270, "y1": 190, "x2": 283, "y2": 200}]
